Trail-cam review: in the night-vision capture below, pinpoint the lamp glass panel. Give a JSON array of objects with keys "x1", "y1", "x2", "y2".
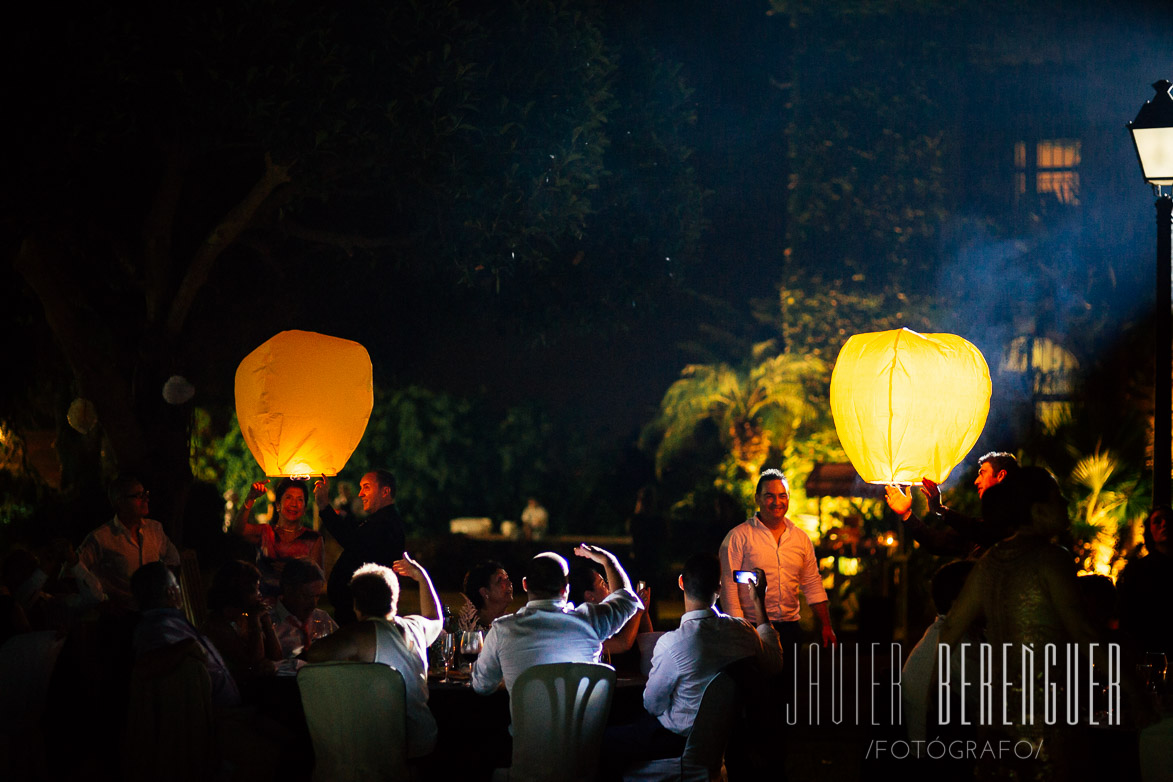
[{"x1": 1132, "y1": 126, "x2": 1173, "y2": 185}]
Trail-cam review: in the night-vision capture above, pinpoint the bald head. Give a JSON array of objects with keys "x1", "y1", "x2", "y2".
[{"x1": 524, "y1": 552, "x2": 569, "y2": 599}]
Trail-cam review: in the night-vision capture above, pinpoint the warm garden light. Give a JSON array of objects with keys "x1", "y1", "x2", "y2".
[
  {"x1": 829, "y1": 328, "x2": 991, "y2": 485},
  {"x1": 235, "y1": 330, "x2": 374, "y2": 477}
]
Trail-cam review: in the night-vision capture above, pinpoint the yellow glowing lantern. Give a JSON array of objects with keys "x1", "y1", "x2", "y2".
[
  {"x1": 830, "y1": 328, "x2": 991, "y2": 485},
  {"x1": 235, "y1": 330, "x2": 374, "y2": 477}
]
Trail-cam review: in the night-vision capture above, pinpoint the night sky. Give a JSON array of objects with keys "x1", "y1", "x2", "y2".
[{"x1": 4, "y1": 0, "x2": 1173, "y2": 518}]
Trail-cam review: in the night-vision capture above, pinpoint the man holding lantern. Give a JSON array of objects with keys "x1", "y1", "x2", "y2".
[
  {"x1": 883, "y1": 450, "x2": 1019, "y2": 557},
  {"x1": 314, "y1": 470, "x2": 405, "y2": 625},
  {"x1": 718, "y1": 469, "x2": 836, "y2": 648}
]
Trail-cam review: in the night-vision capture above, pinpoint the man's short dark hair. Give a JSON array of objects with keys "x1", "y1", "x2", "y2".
[
  {"x1": 131, "y1": 561, "x2": 174, "y2": 610},
  {"x1": 273, "y1": 478, "x2": 309, "y2": 506},
  {"x1": 680, "y1": 553, "x2": 721, "y2": 602},
  {"x1": 978, "y1": 451, "x2": 1019, "y2": 476},
  {"x1": 755, "y1": 469, "x2": 788, "y2": 496},
  {"x1": 929, "y1": 560, "x2": 974, "y2": 615},
  {"x1": 371, "y1": 470, "x2": 397, "y2": 500},
  {"x1": 568, "y1": 564, "x2": 604, "y2": 606},
  {"x1": 350, "y1": 563, "x2": 398, "y2": 617},
  {"x1": 463, "y1": 560, "x2": 506, "y2": 609},
  {"x1": 526, "y1": 553, "x2": 569, "y2": 598},
  {"x1": 281, "y1": 559, "x2": 325, "y2": 592},
  {"x1": 108, "y1": 475, "x2": 142, "y2": 506}
]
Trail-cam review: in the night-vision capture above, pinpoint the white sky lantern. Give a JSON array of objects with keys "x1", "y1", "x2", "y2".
[
  {"x1": 235, "y1": 330, "x2": 374, "y2": 478},
  {"x1": 830, "y1": 328, "x2": 991, "y2": 486}
]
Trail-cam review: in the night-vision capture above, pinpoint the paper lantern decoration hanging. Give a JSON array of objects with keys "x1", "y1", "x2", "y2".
[
  {"x1": 830, "y1": 328, "x2": 991, "y2": 486},
  {"x1": 66, "y1": 398, "x2": 99, "y2": 434},
  {"x1": 162, "y1": 375, "x2": 196, "y2": 405},
  {"x1": 235, "y1": 330, "x2": 374, "y2": 477}
]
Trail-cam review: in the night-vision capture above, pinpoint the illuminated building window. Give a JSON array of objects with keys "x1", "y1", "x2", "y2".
[
  {"x1": 1000, "y1": 336, "x2": 1079, "y2": 434},
  {"x1": 1014, "y1": 139, "x2": 1081, "y2": 206}
]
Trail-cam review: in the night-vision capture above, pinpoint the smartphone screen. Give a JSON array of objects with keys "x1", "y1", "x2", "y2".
[{"x1": 733, "y1": 569, "x2": 758, "y2": 585}]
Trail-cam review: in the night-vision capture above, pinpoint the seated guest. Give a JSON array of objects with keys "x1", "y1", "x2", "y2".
[
  {"x1": 605, "y1": 553, "x2": 781, "y2": 771},
  {"x1": 459, "y1": 560, "x2": 514, "y2": 632},
  {"x1": 569, "y1": 563, "x2": 652, "y2": 667},
  {"x1": 234, "y1": 478, "x2": 323, "y2": 596},
  {"x1": 80, "y1": 476, "x2": 180, "y2": 611},
  {"x1": 269, "y1": 560, "x2": 337, "y2": 659},
  {"x1": 130, "y1": 561, "x2": 241, "y2": 708},
  {"x1": 472, "y1": 545, "x2": 640, "y2": 696},
  {"x1": 201, "y1": 560, "x2": 283, "y2": 686},
  {"x1": 4, "y1": 541, "x2": 106, "y2": 628},
  {"x1": 305, "y1": 556, "x2": 443, "y2": 760}
]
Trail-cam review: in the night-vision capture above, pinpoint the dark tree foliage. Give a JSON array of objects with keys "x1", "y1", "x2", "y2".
[{"x1": 2, "y1": 0, "x2": 706, "y2": 534}]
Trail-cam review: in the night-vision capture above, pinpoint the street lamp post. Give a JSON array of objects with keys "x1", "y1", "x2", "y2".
[{"x1": 1129, "y1": 79, "x2": 1173, "y2": 507}]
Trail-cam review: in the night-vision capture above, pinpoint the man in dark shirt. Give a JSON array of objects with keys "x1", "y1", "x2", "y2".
[
  {"x1": 884, "y1": 451, "x2": 1019, "y2": 557},
  {"x1": 314, "y1": 470, "x2": 405, "y2": 624}
]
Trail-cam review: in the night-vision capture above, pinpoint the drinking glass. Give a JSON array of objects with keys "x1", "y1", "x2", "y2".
[
  {"x1": 460, "y1": 630, "x2": 484, "y2": 670},
  {"x1": 441, "y1": 631, "x2": 457, "y2": 678},
  {"x1": 1143, "y1": 651, "x2": 1168, "y2": 692}
]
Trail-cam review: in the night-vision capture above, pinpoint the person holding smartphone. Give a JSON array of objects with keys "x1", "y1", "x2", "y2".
[
  {"x1": 603, "y1": 553, "x2": 782, "y2": 774},
  {"x1": 718, "y1": 468, "x2": 836, "y2": 648}
]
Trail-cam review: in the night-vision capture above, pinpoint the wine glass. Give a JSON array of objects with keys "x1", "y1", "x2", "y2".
[
  {"x1": 441, "y1": 631, "x2": 457, "y2": 679},
  {"x1": 460, "y1": 630, "x2": 484, "y2": 671},
  {"x1": 1143, "y1": 651, "x2": 1168, "y2": 692}
]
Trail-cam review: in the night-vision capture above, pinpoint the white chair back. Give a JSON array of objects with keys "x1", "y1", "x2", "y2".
[
  {"x1": 0, "y1": 631, "x2": 65, "y2": 734},
  {"x1": 679, "y1": 672, "x2": 738, "y2": 779},
  {"x1": 507, "y1": 662, "x2": 616, "y2": 782},
  {"x1": 0, "y1": 631, "x2": 66, "y2": 780},
  {"x1": 623, "y1": 671, "x2": 739, "y2": 782},
  {"x1": 298, "y1": 661, "x2": 408, "y2": 782},
  {"x1": 1140, "y1": 714, "x2": 1173, "y2": 782}
]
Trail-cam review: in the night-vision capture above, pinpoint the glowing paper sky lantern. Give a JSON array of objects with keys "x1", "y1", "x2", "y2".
[
  {"x1": 235, "y1": 330, "x2": 374, "y2": 477},
  {"x1": 830, "y1": 328, "x2": 991, "y2": 485}
]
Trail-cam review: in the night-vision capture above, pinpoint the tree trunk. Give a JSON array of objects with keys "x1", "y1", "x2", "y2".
[{"x1": 14, "y1": 235, "x2": 194, "y2": 542}]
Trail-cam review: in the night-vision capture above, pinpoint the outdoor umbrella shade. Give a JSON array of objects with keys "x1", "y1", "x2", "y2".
[
  {"x1": 830, "y1": 328, "x2": 991, "y2": 485},
  {"x1": 235, "y1": 330, "x2": 374, "y2": 477}
]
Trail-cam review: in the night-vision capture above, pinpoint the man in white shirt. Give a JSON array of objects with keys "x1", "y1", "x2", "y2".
[
  {"x1": 645, "y1": 553, "x2": 783, "y2": 732},
  {"x1": 269, "y1": 560, "x2": 337, "y2": 659},
  {"x1": 304, "y1": 556, "x2": 443, "y2": 759},
  {"x1": 472, "y1": 545, "x2": 640, "y2": 696},
  {"x1": 79, "y1": 476, "x2": 180, "y2": 611},
  {"x1": 718, "y1": 469, "x2": 835, "y2": 647}
]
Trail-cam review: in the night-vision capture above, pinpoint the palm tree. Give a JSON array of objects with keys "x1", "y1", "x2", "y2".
[
  {"x1": 641, "y1": 344, "x2": 828, "y2": 483},
  {"x1": 1068, "y1": 446, "x2": 1145, "y2": 577}
]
